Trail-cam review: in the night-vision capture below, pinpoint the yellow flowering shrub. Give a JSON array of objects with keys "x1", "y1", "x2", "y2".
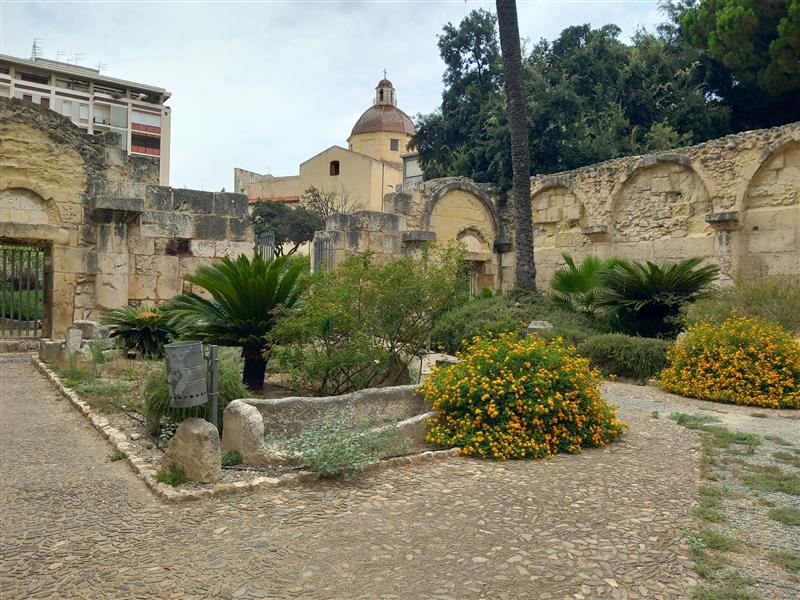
[
  {"x1": 421, "y1": 333, "x2": 626, "y2": 459},
  {"x1": 658, "y1": 315, "x2": 800, "y2": 409}
]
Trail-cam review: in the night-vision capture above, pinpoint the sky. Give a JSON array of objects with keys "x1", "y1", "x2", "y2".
[{"x1": 2, "y1": 1, "x2": 663, "y2": 191}]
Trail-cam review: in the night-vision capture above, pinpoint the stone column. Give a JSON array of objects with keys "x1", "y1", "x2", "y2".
[
  {"x1": 91, "y1": 197, "x2": 144, "y2": 309},
  {"x1": 705, "y1": 211, "x2": 740, "y2": 285}
]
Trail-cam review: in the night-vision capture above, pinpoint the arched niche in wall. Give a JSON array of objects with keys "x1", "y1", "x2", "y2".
[
  {"x1": 530, "y1": 181, "x2": 588, "y2": 250},
  {"x1": 423, "y1": 181, "x2": 499, "y2": 249},
  {"x1": 612, "y1": 159, "x2": 710, "y2": 243},
  {"x1": 0, "y1": 187, "x2": 60, "y2": 227},
  {"x1": 739, "y1": 141, "x2": 800, "y2": 277}
]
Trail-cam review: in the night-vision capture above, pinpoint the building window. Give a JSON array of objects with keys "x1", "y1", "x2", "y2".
[
  {"x1": 22, "y1": 94, "x2": 32, "y2": 102},
  {"x1": 40, "y1": 97, "x2": 49, "y2": 109},
  {"x1": 390, "y1": 138, "x2": 399, "y2": 151},
  {"x1": 20, "y1": 72, "x2": 49, "y2": 85},
  {"x1": 329, "y1": 160, "x2": 340, "y2": 176}
]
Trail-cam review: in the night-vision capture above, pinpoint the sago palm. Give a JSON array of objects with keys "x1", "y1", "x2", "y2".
[
  {"x1": 166, "y1": 254, "x2": 307, "y2": 391},
  {"x1": 595, "y1": 257, "x2": 719, "y2": 338},
  {"x1": 550, "y1": 253, "x2": 618, "y2": 315}
]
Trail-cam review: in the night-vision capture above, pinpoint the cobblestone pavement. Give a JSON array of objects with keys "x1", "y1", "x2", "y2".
[{"x1": 1, "y1": 359, "x2": 700, "y2": 600}]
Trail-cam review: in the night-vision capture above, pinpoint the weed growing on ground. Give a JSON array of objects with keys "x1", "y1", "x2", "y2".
[
  {"x1": 767, "y1": 550, "x2": 800, "y2": 573},
  {"x1": 109, "y1": 450, "x2": 125, "y2": 461},
  {"x1": 155, "y1": 464, "x2": 186, "y2": 486},
  {"x1": 741, "y1": 466, "x2": 800, "y2": 496},
  {"x1": 694, "y1": 485, "x2": 727, "y2": 523},
  {"x1": 767, "y1": 506, "x2": 800, "y2": 526},
  {"x1": 651, "y1": 410, "x2": 659, "y2": 419},
  {"x1": 693, "y1": 576, "x2": 761, "y2": 600},
  {"x1": 669, "y1": 412, "x2": 721, "y2": 429},
  {"x1": 772, "y1": 450, "x2": 800, "y2": 468},
  {"x1": 764, "y1": 435, "x2": 793, "y2": 446},
  {"x1": 748, "y1": 412, "x2": 769, "y2": 419},
  {"x1": 222, "y1": 450, "x2": 242, "y2": 466}
]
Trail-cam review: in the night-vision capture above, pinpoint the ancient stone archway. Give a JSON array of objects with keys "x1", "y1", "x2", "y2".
[
  {"x1": 421, "y1": 180, "x2": 502, "y2": 235},
  {"x1": 739, "y1": 141, "x2": 800, "y2": 277}
]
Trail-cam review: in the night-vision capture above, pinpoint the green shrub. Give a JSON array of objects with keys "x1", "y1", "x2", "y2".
[
  {"x1": 283, "y1": 420, "x2": 410, "y2": 478},
  {"x1": 595, "y1": 257, "x2": 719, "y2": 338},
  {"x1": 142, "y1": 348, "x2": 248, "y2": 435},
  {"x1": 221, "y1": 450, "x2": 242, "y2": 466},
  {"x1": 272, "y1": 246, "x2": 464, "y2": 395},
  {"x1": 109, "y1": 450, "x2": 125, "y2": 461},
  {"x1": 684, "y1": 275, "x2": 800, "y2": 334},
  {"x1": 550, "y1": 253, "x2": 620, "y2": 315},
  {"x1": 431, "y1": 290, "x2": 597, "y2": 354},
  {"x1": 577, "y1": 334, "x2": 671, "y2": 383},
  {"x1": 155, "y1": 463, "x2": 187, "y2": 486},
  {"x1": 422, "y1": 333, "x2": 626, "y2": 459},
  {"x1": 101, "y1": 305, "x2": 176, "y2": 359},
  {"x1": 165, "y1": 254, "x2": 307, "y2": 391}
]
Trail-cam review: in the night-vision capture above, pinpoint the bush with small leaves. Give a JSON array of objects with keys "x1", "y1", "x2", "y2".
[
  {"x1": 577, "y1": 334, "x2": 671, "y2": 383},
  {"x1": 221, "y1": 450, "x2": 243, "y2": 467},
  {"x1": 156, "y1": 463, "x2": 187, "y2": 487}
]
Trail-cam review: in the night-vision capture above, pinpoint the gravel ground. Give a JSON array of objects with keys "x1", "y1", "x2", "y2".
[{"x1": 0, "y1": 359, "x2": 701, "y2": 599}]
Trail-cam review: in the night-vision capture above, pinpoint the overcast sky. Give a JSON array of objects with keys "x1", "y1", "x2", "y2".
[{"x1": 2, "y1": 1, "x2": 662, "y2": 191}]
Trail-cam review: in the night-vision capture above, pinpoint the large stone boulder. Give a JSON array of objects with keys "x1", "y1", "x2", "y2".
[
  {"x1": 161, "y1": 418, "x2": 221, "y2": 483},
  {"x1": 222, "y1": 400, "x2": 269, "y2": 465},
  {"x1": 72, "y1": 320, "x2": 110, "y2": 340}
]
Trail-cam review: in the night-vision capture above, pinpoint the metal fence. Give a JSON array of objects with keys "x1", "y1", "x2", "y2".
[
  {"x1": 311, "y1": 237, "x2": 334, "y2": 273},
  {"x1": 1, "y1": 244, "x2": 45, "y2": 339},
  {"x1": 254, "y1": 232, "x2": 275, "y2": 261}
]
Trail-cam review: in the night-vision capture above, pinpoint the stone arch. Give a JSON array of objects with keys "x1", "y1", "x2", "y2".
[
  {"x1": 739, "y1": 141, "x2": 800, "y2": 277},
  {"x1": 612, "y1": 159, "x2": 711, "y2": 243},
  {"x1": 0, "y1": 185, "x2": 61, "y2": 226},
  {"x1": 456, "y1": 225, "x2": 491, "y2": 257},
  {"x1": 421, "y1": 179, "x2": 501, "y2": 235},
  {"x1": 530, "y1": 183, "x2": 588, "y2": 250}
]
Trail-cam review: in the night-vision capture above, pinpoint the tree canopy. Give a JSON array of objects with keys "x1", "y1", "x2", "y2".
[
  {"x1": 412, "y1": 5, "x2": 799, "y2": 195},
  {"x1": 250, "y1": 201, "x2": 322, "y2": 256}
]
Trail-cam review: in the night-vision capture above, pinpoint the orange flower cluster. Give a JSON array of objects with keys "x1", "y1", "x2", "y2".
[
  {"x1": 138, "y1": 309, "x2": 158, "y2": 320},
  {"x1": 420, "y1": 333, "x2": 626, "y2": 460},
  {"x1": 658, "y1": 314, "x2": 800, "y2": 409}
]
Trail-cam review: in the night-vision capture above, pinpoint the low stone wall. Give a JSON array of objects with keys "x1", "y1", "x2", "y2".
[{"x1": 242, "y1": 384, "x2": 431, "y2": 438}]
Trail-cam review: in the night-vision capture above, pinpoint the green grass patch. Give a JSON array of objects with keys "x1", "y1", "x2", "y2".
[
  {"x1": 767, "y1": 549, "x2": 800, "y2": 573},
  {"x1": 741, "y1": 466, "x2": 800, "y2": 496},
  {"x1": 693, "y1": 578, "x2": 761, "y2": 600},
  {"x1": 109, "y1": 450, "x2": 125, "y2": 461},
  {"x1": 669, "y1": 412, "x2": 722, "y2": 429},
  {"x1": 764, "y1": 435, "x2": 793, "y2": 446},
  {"x1": 155, "y1": 464, "x2": 186, "y2": 487},
  {"x1": 703, "y1": 427, "x2": 760, "y2": 449},
  {"x1": 772, "y1": 450, "x2": 800, "y2": 468},
  {"x1": 222, "y1": 450, "x2": 242, "y2": 467},
  {"x1": 748, "y1": 412, "x2": 769, "y2": 419},
  {"x1": 695, "y1": 484, "x2": 727, "y2": 522},
  {"x1": 767, "y1": 506, "x2": 800, "y2": 526}
]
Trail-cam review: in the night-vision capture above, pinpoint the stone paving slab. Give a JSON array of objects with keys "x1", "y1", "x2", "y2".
[{"x1": 0, "y1": 360, "x2": 699, "y2": 599}]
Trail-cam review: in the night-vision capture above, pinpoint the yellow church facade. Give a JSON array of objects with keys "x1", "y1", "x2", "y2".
[{"x1": 234, "y1": 79, "x2": 415, "y2": 212}]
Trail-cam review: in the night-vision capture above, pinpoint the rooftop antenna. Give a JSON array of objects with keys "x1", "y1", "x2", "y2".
[
  {"x1": 56, "y1": 50, "x2": 66, "y2": 63},
  {"x1": 96, "y1": 61, "x2": 107, "y2": 72},
  {"x1": 69, "y1": 52, "x2": 84, "y2": 66},
  {"x1": 30, "y1": 39, "x2": 43, "y2": 60}
]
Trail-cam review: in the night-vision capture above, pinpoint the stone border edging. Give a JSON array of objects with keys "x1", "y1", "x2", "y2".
[{"x1": 32, "y1": 356, "x2": 459, "y2": 503}]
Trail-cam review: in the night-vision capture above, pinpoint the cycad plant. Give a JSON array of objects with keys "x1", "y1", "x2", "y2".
[
  {"x1": 550, "y1": 253, "x2": 619, "y2": 315},
  {"x1": 165, "y1": 254, "x2": 307, "y2": 391},
  {"x1": 101, "y1": 306, "x2": 176, "y2": 358},
  {"x1": 595, "y1": 257, "x2": 719, "y2": 338}
]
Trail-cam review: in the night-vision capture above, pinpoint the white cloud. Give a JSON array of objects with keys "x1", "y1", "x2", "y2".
[{"x1": 1, "y1": 0, "x2": 662, "y2": 191}]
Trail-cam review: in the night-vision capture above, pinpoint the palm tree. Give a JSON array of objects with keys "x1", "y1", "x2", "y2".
[
  {"x1": 496, "y1": 0, "x2": 535, "y2": 290},
  {"x1": 595, "y1": 258, "x2": 720, "y2": 338},
  {"x1": 166, "y1": 254, "x2": 307, "y2": 391},
  {"x1": 550, "y1": 253, "x2": 619, "y2": 315}
]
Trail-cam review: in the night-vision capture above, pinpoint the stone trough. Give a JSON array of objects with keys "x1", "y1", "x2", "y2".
[{"x1": 222, "y1": 384, "x2": 435, "y2": 466}]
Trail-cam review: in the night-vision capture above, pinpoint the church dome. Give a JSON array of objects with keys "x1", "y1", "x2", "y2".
[
  {"x1": 351, "y1": 104, "x2": 416, "y2": 136},
  {"x1": 350, "y1": 77, "x2": 416, "y2": 137}
]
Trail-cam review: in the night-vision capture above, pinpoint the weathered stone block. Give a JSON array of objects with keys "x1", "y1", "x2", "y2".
[
  {"x1": 222, "y1": 400, "x2": 269, "y2": 466},
  {"x1": 144, "y1": 186, "x2": 173, "y2": 211},
  {"x1": 161, "y1": 418, "x2": 221, "y2": 483},
  {"x1": 155, "y1": 255, "x2": 179, "y2": 279},
  {"x1": 72, "y1": 320, "x2": 109, "y2": 340},
  {"x1": 173, "y1": 188, "x2": 214, "y2": 214},
  {"x1": 195, "y1": 215, "x2": 228, "y2": 240},
  {"x1": 140, "y1": 211, "x2": 194, "y2": 238},
  {"x1": 128, "y1": 235, "x2": 155, "y2": 255},
  {"x1": 191, "y1": 239, "x2": 216, "y2": 258},
  {"x1": 156, "y1": 276, "x2": 182, "y2": 300},
  {"x1": 65, "y1": 327, "x2": 83, "y2": 354},
  {"x1": 39, "y1": 339, "x2": 64, "y2": 363},
  {"x1": 227, "y1": 217, "x2": 251, "y2": 242},
  {"x1": 213, "y1": 192, "x2": 249, "y2": 216}
]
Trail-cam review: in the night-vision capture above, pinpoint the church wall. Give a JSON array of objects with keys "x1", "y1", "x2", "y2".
[
  {"x1": 348, "y1": 130, "x2": 412, "y2": 168},
  {"x1": 528, "y1": 122, "x2": 800, "y2": 289}
]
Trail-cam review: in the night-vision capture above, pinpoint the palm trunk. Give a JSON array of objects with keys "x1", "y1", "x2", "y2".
[
  {"x1": 496, "y1": 0, "x2": 536, "y2": 291},
  {"x1": 242, "y1": 347, "x2": 267, "y2": 392}
]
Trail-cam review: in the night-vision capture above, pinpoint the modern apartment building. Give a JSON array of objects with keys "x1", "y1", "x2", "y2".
[{"x1": 0, "y1": 53, "x2": 171, "y2": 185}]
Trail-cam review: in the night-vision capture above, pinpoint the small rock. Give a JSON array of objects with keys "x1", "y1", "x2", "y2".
[{"x1": 161, "y1": 418, "x2": 221, "y2": 483}]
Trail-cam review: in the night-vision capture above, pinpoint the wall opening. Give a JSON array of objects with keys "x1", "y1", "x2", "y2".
[
  {"x1": 329, "y1": 160, "x2": 340, "y2": 176},
  {"x1": 0, "y1": 242, "x2": 47, "y2": 339}
]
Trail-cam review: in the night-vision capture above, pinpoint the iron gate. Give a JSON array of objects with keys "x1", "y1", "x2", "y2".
[
  {"x1": 254, "y1": 232, "x2": 275, "y2": 261},
  {"x1": 1, "y1": 243, "x2": 45, "y2": 338}
]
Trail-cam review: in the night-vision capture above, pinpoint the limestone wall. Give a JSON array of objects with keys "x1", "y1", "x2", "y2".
[
  {"x1": 0, "y1": 97, "x2": 252, "y2": 338},
  {"x1": 529, "y1": 123, "x2": 800, "y2": 287}
]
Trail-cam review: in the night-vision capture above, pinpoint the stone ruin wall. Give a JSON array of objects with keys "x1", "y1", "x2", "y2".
[
  {"x1": 0, "y1": 97, "x2": 253, "y2": 338},
  {"x1": 530, "y1": 122, "x2": 800, "y2": 288},
  {"x1": 315, "y1": 177, "x2": 515, "y2": 292}
]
